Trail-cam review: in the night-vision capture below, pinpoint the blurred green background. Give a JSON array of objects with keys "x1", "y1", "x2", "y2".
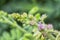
[{"x1": 0, "y1": 0, "x2": 60, "y2": 30}]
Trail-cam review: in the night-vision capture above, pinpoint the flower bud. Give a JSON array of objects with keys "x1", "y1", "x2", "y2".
[
  {"x1": 30, "y1": 20, "x2": 36, "y2": 25},
  {"x1": 38, "y1": 23, "x2": 45, "y2": 31},
  {"x1": 41, "y1": 14, "x2": 47, "y2": 21},
  {"x1": 47, "y1": 24, "x2": 53, "y2": 29}
]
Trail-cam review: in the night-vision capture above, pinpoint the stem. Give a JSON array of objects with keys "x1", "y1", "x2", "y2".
[
  {"x1": 2, "y1": 16, "x2": 28, "y2": 33},
  {"x1": 15, "y1": 24, "x2": 27, "y2": 33},
  {"x1": 56, "y1": 33, "x2": 60, "y2": 40}
]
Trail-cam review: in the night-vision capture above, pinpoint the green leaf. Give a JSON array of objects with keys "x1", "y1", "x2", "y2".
[
  {"x1": 47, "y1": 34, "x2": 55, "y2": 40},
  {"x1": 23, "y1": 33, "x2": 33, "y2": 40},
  {"x1": 16, "y1": 28, "x2": 22, "y2": 40},
  {"x1": 2, "y1": 32, "x2": 11, "y2": 40},
  {"x1": 11, "y1": 29, "x2": 16, "y2": 40},
  {"x1": 40, "y1": 35, "x2": 45, "y2": 40}
]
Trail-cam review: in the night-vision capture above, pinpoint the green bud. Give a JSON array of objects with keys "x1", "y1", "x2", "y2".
[
  {"x1": 40, "y1": 14, "x2": 47, "y2": 21},
  {"x1": 26, "y1": 21, "x2": 30, "y2": 24},
  {"x1": 28, "y1": 14, "x2": 34, "y2": 19},
  {"x1": 35, "y1": 13, "x2": 40, "y2": 21},
  {"x1": 23, "y1": 12, "x2": 27, "y2": 17},
  {"x1": 0, "y1": 11, "x2": 7, "y2": 16},
  {"x1": 29, "y1": 6, "x2": 39, "y2": 14},
  {"x1": 21, "y1": 15, "x2": 24, "y2": 18}
]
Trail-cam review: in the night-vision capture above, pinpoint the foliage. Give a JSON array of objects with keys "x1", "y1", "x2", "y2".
[
  {"x1": 0, "y1": 8, "x2": 60, "y2": 40},
  {"x1": 0, "y1": 0, "x2": 60, "y2": 30}
]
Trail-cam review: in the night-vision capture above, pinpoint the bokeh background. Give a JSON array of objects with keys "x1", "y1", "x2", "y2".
[{"x1": 0, "y1": 0, "x2": 60, "y2": 30}]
